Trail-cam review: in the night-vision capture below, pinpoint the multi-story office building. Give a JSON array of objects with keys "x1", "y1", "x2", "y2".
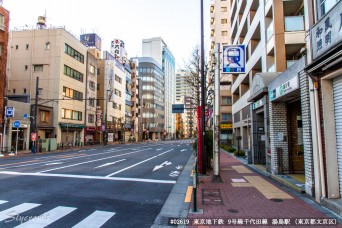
[
  {"x1": 142, "y1": 37, "x2": 175, "y2": 139},
  {"x1": 176, "y1": 69, "x2": 196, "y2": 138},
  {"x1": 209, "y1": 0, "x2": 233, "y2": 145},
  {"x1": 0, "y1": 6, "x2": 9, "y2": 152},
  {"x1": 138, "y1": 57, "x2": 165, "y2": 140},
  {"x1": 79, "y1": 33, "x2": 101, "y2": 144},
  {"x1": 9, "y1": 26, "x2": 87, "y2": 147},
  {"x1": 98, "y1": 51, "x2": 126, "y2": 143},
  {"x1": 129, "y1": 58, "x2": 139, "y2": 142}
]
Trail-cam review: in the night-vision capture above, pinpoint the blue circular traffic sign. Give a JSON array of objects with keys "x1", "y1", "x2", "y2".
[{"x1": 13, "y1": 120, "x2": 21, "y2": 128}]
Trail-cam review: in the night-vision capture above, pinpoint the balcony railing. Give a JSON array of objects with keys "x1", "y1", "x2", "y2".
[{"x1": 284, "y1": 16, "x2": 304, "y2": 32}]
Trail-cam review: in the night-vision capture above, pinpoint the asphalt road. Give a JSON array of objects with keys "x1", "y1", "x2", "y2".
[{"x1": 0, "y1": 140, "x2": 193, "y2": 228}]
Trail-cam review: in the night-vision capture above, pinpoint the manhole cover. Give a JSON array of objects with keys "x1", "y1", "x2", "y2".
[
  {"x1": 270, "y1": 198, "x2": 283, "y2": 202},
  {"x1": 227, "y1": 209, "x2": 239, "y2": 213}
]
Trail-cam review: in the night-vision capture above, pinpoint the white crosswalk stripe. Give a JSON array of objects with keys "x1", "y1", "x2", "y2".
[
  {"x1": 15, "y1": 206, "x2": 77, "y2": 228},
  {"x1": 72, "y1": 210, "x2": 116, "y2": 228},
  {"x1": 0, "y1": 200, "x2": 116, "y2": 227},
  {"x1": 0, "y1": 203, "x2": 41, "y2": 222},
  {"x1": 0, "y1": 200, "x2": 8, "y2": 205}
]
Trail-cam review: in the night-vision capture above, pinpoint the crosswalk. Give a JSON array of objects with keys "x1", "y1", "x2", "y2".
[{"x1": 0, "y1": 200, "x2": 115, "y2": 227}]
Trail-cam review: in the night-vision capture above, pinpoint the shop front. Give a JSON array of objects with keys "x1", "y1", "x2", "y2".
[
  {"x1": 59, "y1": 123, "x2": 85, "y2": 146},
  {"x1": 304, "y1": 0, "x2": 342, "y2": 201},
  {"x1": 268, "y1": 58, "x2": 305, "y2": 176},
  {"x1": 248, "y1": 73, "x2": 278, "y2": 172}
]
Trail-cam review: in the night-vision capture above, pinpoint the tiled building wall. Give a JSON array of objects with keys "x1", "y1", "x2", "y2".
[
  {"x1": 269, "y1": 102, "x2": 289, "y2": 174},
  {"x1": 299, "y1": 71, "x2": 315, "y2": 196}
]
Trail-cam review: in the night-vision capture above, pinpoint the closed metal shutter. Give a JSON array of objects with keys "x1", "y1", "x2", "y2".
[{"x1": 333, "y1": 76, "x2": 342, "y2": 195}]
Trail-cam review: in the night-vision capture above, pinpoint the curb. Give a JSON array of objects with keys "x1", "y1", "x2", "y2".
[{"x1": 151, "y1": 154, "x2": 194, "y2": 228}]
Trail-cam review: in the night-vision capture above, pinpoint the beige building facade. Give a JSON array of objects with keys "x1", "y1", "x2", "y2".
[{"x1": 9, "y1": 27, "x2": 88, "y2": 147}]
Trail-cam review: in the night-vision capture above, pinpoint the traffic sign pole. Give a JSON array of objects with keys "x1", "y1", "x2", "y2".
[{"x1": 15, "y1": 127, "x2": 19, "y2": 155}]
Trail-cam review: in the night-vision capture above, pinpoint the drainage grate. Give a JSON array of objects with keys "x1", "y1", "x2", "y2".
[
  {"x1": 202, "y1": 189, "x2": 223, "y2": 205},
  {"x1": 270, "y1": 198, "x2": 284, "y2": 202},
  {"x1": 227, "y1": 209, "x2": 239, "y2": 214}
]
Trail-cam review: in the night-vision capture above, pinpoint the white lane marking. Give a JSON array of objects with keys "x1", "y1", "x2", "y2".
[
  {"x1": 181, "y1": 149, "x2": 187, "y2": 152},
  {"x1": 15, "y1": 206, "x2": 77, "y2": 228},
  {"x1": 0, "y1": 171, "x2": 176, "y2": 184},
  {"x1": 153, "y1": 161, "x2": 172, "y2": 172},
  {"x1": 39, "y1": 150, "x2": 146, "y2": 173},
  {"x1": 156, "y1": 148, "x2": 163, "y2": 151},
  {"x1": 106, "y1": 149, "x2": 174, "y2": 177},
  {"x1": 0, "y1": 203, "x2": 41, "y2": 222},
  {"x1": 0, "y1": 200, "x2": 8, "y2": 205},
  {"x1": 0, "y1": 146, "x2": 154, "y2": 169},
  {"x1": 169, "y1": 171, "x2": 180, "y2": 177},
  {"x1": 78, "y1": 150, "x2": 86, "y2": 152},
  {"x1": 44, "y1": 162, "x2": 63, "y2": 166},
  {"x1": 72, "y1": 210, "x2": 115, "y2": 228},
  {"x1": 94, "y1": 159, "x2": 126, "y2": 169},
  {"x1": 176, "y1": 165, "x2": 183, "y2": 170}
]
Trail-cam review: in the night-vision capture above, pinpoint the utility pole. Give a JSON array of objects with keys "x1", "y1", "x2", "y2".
[
  {"x1": 1, "y1": 97, "x2": 7, "y2": 156},
  {"x1": 33, "y1": 77, "x2": 39, "y2": 153},
  {"x1": 213, "y1": 43, "x2": 222, "y2": 182},
  {"x1": 200, "y1": 0, "x2": 206, "y2": 174}
]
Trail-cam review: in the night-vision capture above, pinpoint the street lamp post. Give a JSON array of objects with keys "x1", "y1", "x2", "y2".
[
  {"x1": 104, "y1": 90, "x2": 110, "y2": 146},
  {"x1": 200, "y1": 0, "x2": 206, "y2": 174}
]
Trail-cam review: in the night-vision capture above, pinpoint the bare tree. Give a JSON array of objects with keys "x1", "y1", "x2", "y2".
[{"x1": 183, "y1": 45, "x2": 212, "y2": 106}]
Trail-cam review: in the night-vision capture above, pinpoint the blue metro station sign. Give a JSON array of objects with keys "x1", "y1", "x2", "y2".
[{"x1": 222, "y1": 45, "x2": 246, "y2": 74}]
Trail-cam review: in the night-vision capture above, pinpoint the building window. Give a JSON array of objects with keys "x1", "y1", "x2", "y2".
[
  {"x1": 45, "y1": 42, "x2": 50, "y2": 50},
  {"x1": 24, "y1": 88, "x2": 27, "y2": 94},
  {"x1": 62, "y1": 108, "x2": 82, "y2": 120},
  {"x1": 64, "y1": 65, "x2": 83, "y2": 82},
  {"x1": 0, "y1": 14, "x2": 5, "y2": 31},
  {"x1": 97, "y1": 84, "x2": 100, "y2": 90},
  {"x1": 221, "y1": 19, "x2": 227, "y2": 24},
  {"x1": 40, "y1": 110, "x2": 49, "y2": 123},
  {"x1": 89, "y1": 81, "x2": 95, "y2": 91},
  {"x1": 25, "y1": 65, "x2": 28, "y2": 70},
  {"x1": 26, "y1": 44, "x2": 29, "y2": 50},
  {"x1": 0, "y1": 44, "x2": 2, "y2": 56},
  {"x1": 221, "y1": 7, "x2": 227, "y2": 12},
  {"x1": 221, "y1": 96, "x2": 232, "y2": 105},
  {"x1": 34, "y1": 65, "x2": 43, "y2": 72},
  {"x1": 15, "y1": 45, "x2": 19, "y2": 50},
  {"x1": 88, "y1": 98, "x2": 95, "y2": 107},
  {"x1": 88, "y1": 114, "x2": 95, "y2": 123},
  {"x1": 221, "y1": 31, "x2": 228, "y2": 36},
  {"x1": 13, "y1": 89, "x2": 16, "y2": 94},
  {"x1": 89, "y1": 65, "x2": 95, "y2": 74},
  {"x1": 115, "y1": 74, "x2": 122, "y2": 83},
  {"x1": 63, "y1": 86, "x2": 83, "y2": 101},
  {"x1": 319, "y1": 0, "x2": 337, "y2": 18},
  {"x1": 97, "y1": 68, "x2": 100, "y2": 75},
  {"x1": 113, "y1": 102, "x2": 122, "y2": 110},
  {"x1": 64, "y1": 43, "x2": 84, "y2": 63},
  {"x1": 222, "y1": 113, "x2": 232, "y2": 122},
  {"x1": 114, "y1": 89, "x2": 121, "y2": 97}
]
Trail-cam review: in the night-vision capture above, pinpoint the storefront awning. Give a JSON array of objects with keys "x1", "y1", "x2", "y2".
[{"x1": 60, "y1": 123, "x2": 85, "y2": 129}]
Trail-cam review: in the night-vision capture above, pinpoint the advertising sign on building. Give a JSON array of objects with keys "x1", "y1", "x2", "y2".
[
  {"x1": 222, "y1": 45, "x2": 246, "y2": 74},
  {"x1": 269, "y1": 76, "x2": 299, "y2": 101},
  {"x1": 97, "y1": 110, "x2": 102, "y2": 127},
  {"x1": 311, "y1": 0, "x2": 342, "y2": 60},
  {"x1": 110, "y1": 39, "x2": 126, "y2": 59},
  {"x1": 80, "y1": 33, "x2": 102, "y2": 51}
]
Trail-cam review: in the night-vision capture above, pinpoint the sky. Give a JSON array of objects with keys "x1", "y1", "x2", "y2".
[{"x1": 2, "y1": 0, "x2": 211, "y2": 69}]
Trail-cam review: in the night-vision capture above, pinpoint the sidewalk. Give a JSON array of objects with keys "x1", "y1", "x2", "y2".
[{"x1": 187, "y1": 150, "x2": 342, "y2": 227}]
